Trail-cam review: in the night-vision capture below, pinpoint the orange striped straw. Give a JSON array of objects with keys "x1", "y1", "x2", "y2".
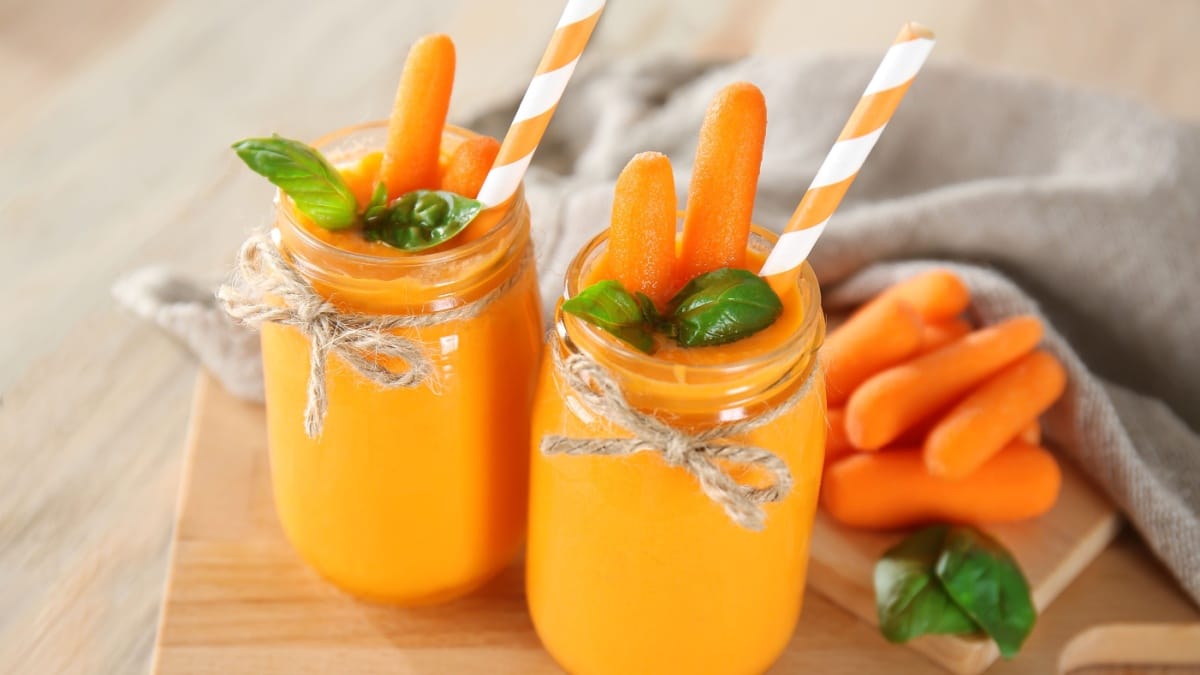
[
  {"x1": 475, "y1": 0, "x2": 606, "y2": 207},
  {"x1": 760, "y1": 22, "x2": 935, "y2": 286}
]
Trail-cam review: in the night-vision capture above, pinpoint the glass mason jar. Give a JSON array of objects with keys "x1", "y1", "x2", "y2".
[
  {"x1": 260, "y1": 122, "x2": 543, "y2": 604},
  {"x1": 527, "y1": 226, "x2": 827, "y2": 674}
]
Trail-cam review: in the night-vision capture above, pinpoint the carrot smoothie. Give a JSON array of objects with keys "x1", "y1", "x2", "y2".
[
  {"x1": 227, "y1": 35, "x2": 542, "y2": 603},
  {"x1": 526, "y1": 83, "x2": 828, "y2": 674},
  {"x1": 528, "y1": 230, "x2": 825, "y2": 674},
  {"x1": 264, "y1": 123, "x2": 541, "y2": 603}
]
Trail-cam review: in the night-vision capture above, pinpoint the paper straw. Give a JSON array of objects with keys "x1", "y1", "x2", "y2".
[
  {"x1": 475, "y1": 0, "x2": 606, "y2": 207},
  {"x1": 759, "y1": 22, "x2": 935, "y2": 280}
]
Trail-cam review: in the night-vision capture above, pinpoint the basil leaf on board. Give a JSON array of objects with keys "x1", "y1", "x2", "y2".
[
  {"x1": 875, "y1": 525, "x2": 981, "y2": 644},
  {"x1": 362, "y1": 190, "x2": 484, "y2": 252},
  {"x1": 666, "y1": 268, "x2": 783, "y2": 347},
  {"x1": 935, "y1": 526, "x2": 1036, "y2": 657},
  {"x1": 562, "y1": 280, "x2": 656, "y2": 354},
  {"x1": 232, "y1": 135, "x2": 358, "y2": 230}
]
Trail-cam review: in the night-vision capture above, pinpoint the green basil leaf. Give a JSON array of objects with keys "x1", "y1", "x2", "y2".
[
  {"x1": 563, "y1": 280, "x2": 655, "y2": 354},
  {"x1": 232, "y1": 135, "x2": 358, "y2": 230},
  {"x1": 636, "y1": 292, "x2": 678, "y2": 338},
  {"x1": 363, "y1": 181, "x2": 388, "y2": 218},
  {"x1": 362, "y1": 190, "x2": 483, "y2": 251},
  {"x1": 875, "y1": 525, "x2": 981, "y2": 644},
  {"x1": 635, "y1": 292, "x2": 659, "y2": 322},
  {"x1": 935, "y1": 526, "x2": 1036, "y2": 658},
  {"x1": 666, "y1": 268, "x2": 783, "y2": 347}
]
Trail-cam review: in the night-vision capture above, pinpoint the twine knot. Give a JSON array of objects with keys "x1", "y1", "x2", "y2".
[
  {"x1": 663, "y1": 435, "x2": 691, "y2": 466},
  {"x1": 218, "y1": 231, "x2": 526, "y2": 438},
  {"x1": 296, "y1": 297, "x2": 337, "y2": 325},
  {"x1": 541, "y1": 346, "x2": 817, "y2": 531}
]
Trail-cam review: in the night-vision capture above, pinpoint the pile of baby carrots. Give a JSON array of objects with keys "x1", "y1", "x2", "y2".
[
  {"x1": 819, "y1": 270, "x2": 1068, "y2": 529},
  {"x1": 608, "y1": 82, "x2": 767, "y2": 306},
  {"x1": 338, "y1": 34, "x2": 501, "y2": 226}
]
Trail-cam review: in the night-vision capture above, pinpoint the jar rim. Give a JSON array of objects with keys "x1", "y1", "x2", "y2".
[
  {"x1": 274, "y1": 120, "x2": 526, "y2": 273},
  {"x1": 557, "y1": 226, "x2": 824, "y2": 379}
]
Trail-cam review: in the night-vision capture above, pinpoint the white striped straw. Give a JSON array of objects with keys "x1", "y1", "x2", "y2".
[
  {"x1": 760, "y1": 22, "x2": 935, "y2": 281},
  {"x1": 475, "y1": 0, "x2": 606, "y2": 207}
]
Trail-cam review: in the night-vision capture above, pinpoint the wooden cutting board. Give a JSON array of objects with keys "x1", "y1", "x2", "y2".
[
  {"x1": 152, "y1": 373, "x2": 1200, "y2": 674},
  {"x1": 808, "y1": 458, "x2": 1121, "y2": 674}
]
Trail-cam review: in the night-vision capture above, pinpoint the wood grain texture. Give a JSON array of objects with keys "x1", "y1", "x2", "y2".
[
  {"x1": 4, "y1": 1, "x2": 1200, "y2": 673},
  {"x1": 155, "y1": 373, "x2": 1200, "y2": 674}
]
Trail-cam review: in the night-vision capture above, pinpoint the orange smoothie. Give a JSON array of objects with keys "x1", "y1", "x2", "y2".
[
  {"x1": 261, "y1": 122, "x2": 542, "y2": 603},
  {"x1": 527, "y1": 227, "x2": 827, "y2": 674}
]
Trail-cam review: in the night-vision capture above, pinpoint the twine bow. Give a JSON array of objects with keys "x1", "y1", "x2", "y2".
[
  {"x1": 219, "y1": 231, "x2": 524, "y2": 438},
  {"x1": 542, "y1": 346, "x2": 817, "y2": 530}
]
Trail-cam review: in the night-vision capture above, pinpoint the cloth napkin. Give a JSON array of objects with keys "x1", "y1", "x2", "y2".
[{"x1": 116, "y1": 55, "x2": 1200, "y2": 605}]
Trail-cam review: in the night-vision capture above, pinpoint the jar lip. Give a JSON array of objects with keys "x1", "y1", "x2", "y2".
[
  {"x1": 558, "y1": 225, "x2": 823, "y2": 376},
  {"x1": 275, "y1": 120, "x2": 525, "y2": 272}
]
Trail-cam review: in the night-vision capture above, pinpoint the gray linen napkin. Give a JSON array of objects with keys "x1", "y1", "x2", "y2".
[{"x1": 116, "y1": 55, "x2": 1200, "y2": 604}]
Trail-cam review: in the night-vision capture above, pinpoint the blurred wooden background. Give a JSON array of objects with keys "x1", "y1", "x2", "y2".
[{"x1": 1, "y1": 0, "x2": 1198, "y2": 672}]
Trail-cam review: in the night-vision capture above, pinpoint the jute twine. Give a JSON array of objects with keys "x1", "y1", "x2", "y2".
[
  {"x1": 218, "y1": 231, "x2": 527, "y2": 438},
  {"x1": 542, "y1": 344, "x2": 818, "y2": 530}
]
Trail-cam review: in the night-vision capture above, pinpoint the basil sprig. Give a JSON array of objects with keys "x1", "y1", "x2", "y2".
[
  {"x1": 874, "y1": 526, "x2": 980, "y2": 643},
  {"x1": 666, "y1": 268, "x2": 783, "y2": 347},
  {"x1": 562, "y1": 268, "x2": 783, "y2": 353},
  {"x1": 363, "y1": 189, "x2": 483, "y2": 252},
  {"x1": 363, "y1": 181, "x2": 389, "y2": 220},
  {"x1": 232, "y1": 135, "x2": 483, "y2": 251},
  {"x1": 232, "y1": 135, "x2": 359, "y2": 230},
  {"x1": 875, "y1": 525, "x2": 1036, "y2": 657},
  {"x1": 936, "y1": 527, "x2": 1038, "y2": 656},
  {"x1": 561, "y1": 281, "x2": 657, "y2": 354}
]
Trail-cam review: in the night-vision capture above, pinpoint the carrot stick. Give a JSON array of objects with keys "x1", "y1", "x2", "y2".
[
  {"x1": 924, "y1": 351, "x2": 1066, "y2": 479},
  {"x1": 824, "y1": 298, "x2": 923, "y2": 406},
  {"x1": 875, "y1": 270, "x2": 970, "y2": 322},
  {"x1": 844, "y1": 315, "x2": 1044, "y2": 450},
  {"x1": 441, "y1": 135, "x2": 500, "y2": 199},
  {"x1": 1020, "y1": 420, "x2": 1041, "y2": 445},
  {"x1": 381, "y1": 34, "x2": 456, "y2": 199},
  {"x1": 920, "y1": 317, "x2": 972, "y2": 353},
  {"x1": 677, "y1": 82, "x2": 766, "y2": 282},
  {"x1": 821, "y1": 441, "x2": 1062, "y2": 529},
  {"x1": 892, "y1": 400, "x2": 1039, "y2": 448},
  {"x1": 608, "y1": 152, "x2": 678, "y2": 308},
  {"x1": 825, "y1": 408, "x2": 856, "y2": 467},
  {"x1": 339, "y1": 151, "x2": 383, "y2": 209}
]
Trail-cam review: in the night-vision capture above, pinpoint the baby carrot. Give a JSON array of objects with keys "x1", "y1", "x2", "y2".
[
  {"x1": 677, "y1": 82, "x2": 767, "y2": 282},
  {"x1": 1019, "y1": 420, "x2": 1041, "y2": 445},
  {"x1": 609, "y1": 152, "x2": 678, "y2": 308},
  {"x1": 924, "y1": 351, "x2": 1067, "y2": 479},
  {"x1": 825, "y1": 408, "x2": 856, "y2": 467},
  {"x1": 381, "y1": 34, "x2": 456, "y2": 199},
  {"x1": 920, "y1": 317, "x2": 973, "y2": 353},
  {"x1": 821, "y1": 441, "x2": 1062, "y2": 529},
  {"x1": 339, "y1": 151, "x2": 384, "y2": 209},
  {"x1": 895, "y1": 409, "x2": 1038, "y2": 448},
  {"x1": 441, "y1": 135, "x2": 500, "y2": 199},
  {"x1": 824, "y1": 298, "x2": 923, "y2": 406},
  {"x1": 845, "y1": 315, "x2": 1044, "y2": 450},
  {"x1": 875, "y1": 270, "x2": 970, "y2": 322}
]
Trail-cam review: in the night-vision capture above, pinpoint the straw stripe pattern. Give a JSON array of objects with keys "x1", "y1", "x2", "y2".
[
  {"x1": 759, "y1": 24, "x2": 934, "y2": 277},
  {"x1": 475, "y1": 0, "x2": 605, "y2": 206}
]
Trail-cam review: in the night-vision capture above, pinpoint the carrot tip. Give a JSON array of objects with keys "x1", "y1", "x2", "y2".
[{"x1": 678, "y1": 82, "x2": 767, "y2": 281}]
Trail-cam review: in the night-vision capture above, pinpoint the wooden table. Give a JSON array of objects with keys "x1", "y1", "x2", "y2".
[{"x1": 3, "y1": 1, "x2": 1199, "y2": 672}]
